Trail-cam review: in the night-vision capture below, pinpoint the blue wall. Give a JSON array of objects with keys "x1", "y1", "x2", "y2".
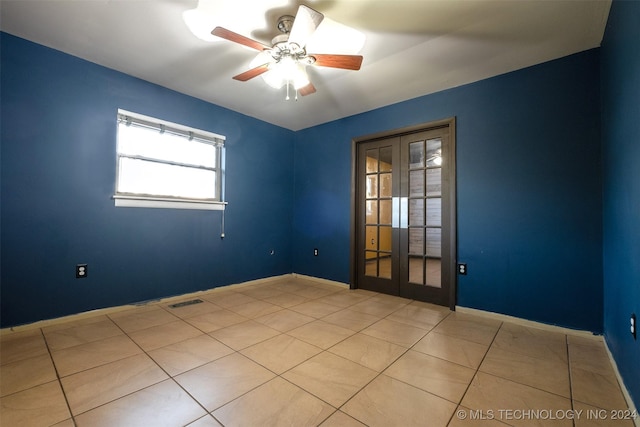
[
  {"x1": 1, "y1": 33, "x2": 294, "y2": 327},
  {"x1": 0, "y1": 33, "x2": 605, "y2": 334},
  {"x1": 293, "y1": 49, "x2": 603, "y2": 333},
  {"x1": 3, "y1": 7, "x2": 637, "y2": 408},
  {"x1": 601, "y1": 0, "x2": 640, "y2": 409}
]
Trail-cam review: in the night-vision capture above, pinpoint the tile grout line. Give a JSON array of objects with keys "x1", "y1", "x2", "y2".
[
  {"x1": 0, "y1": 290, "x2": 434, "y2": 427},
  {"x1": 566, "y1": 334, "x2": 577, "y2": 427},
  {"x1": 163, "y1": 283, "x2": 369, "y2": 425},
  {"x1": 67, "y1": 316, "x2": 175, "y2": 421},
  {"x1": 276, "y1": 372, "x2": 343, "y2": 425},
  {"x1": 39, "y1": 327, "x2": 78, "y2": 427},
  {"x1": 173, "y1": 285, "x2": 364, "y2": 424},
  {"x1": 61, "y1": 312, "x2": 219, "y2": 424},
  {"x1": 90, "y1": 285, "x2": 365, "y2": 426},
  {"x1": 225, "y1": 293, "x2": 415, "y2": 425},
  {"x1": 108, "y1": 309, "x2": 238, "y2": 426},
  {"x1": 7, "y1": 282, "x2": 531, "y2": 427},
  {"x1": 465, "y1": 325, "x2": 579, "y2": 401},
  {"x1": 327, "y1": 301, "x2": 454, "y2": 426},
  {"x1": 103, "y1": 311, "x2": 234, "y2": 426},
  {"x1": 445, "y1": 319, "x2": 504, "y2": 427}
]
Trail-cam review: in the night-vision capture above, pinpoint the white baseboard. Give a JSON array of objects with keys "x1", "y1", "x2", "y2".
[
  {"x1": 217, "y1": 273, "x2": 294, "y2": 290},
  {"x1": 1, "y1": 273, "x2": 348, "y2": 335},
  {"x1": 603, "y1": 340, "x2": 640, "y2": 427},
  {"x1": 457, "y1": 305, "x2": 638, "y2": 424},
  {"x1": 3, "y1": 281, "x2": 637, "y2": 423},
  {"x1": 0, "y1": 303, "x2": 138, "y2": 335},
  {"x1": 1, "y1": 273, "x2": 295, "y2": 335},
  {"x1": 455, "y1": 305, "x2": 602, "y2": 339},
  {"x1": 292, "y1": 273, "x2": 350, "y2": 289}
]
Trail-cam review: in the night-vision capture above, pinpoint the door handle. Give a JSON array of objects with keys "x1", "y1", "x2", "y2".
[
  {"x1": 392, "y1": 197, "x2": 399, "y2": 228},
  {"x1": 392, "y1": 197, "x2": 408, "y2": 228},
  {"x1": 400, "y1": 197, "x2": 408, "y2": 229}
]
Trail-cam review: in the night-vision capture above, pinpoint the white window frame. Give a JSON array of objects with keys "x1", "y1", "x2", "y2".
[{"x1": 114, "y1": 109, "x2": 226, "y2": 210}]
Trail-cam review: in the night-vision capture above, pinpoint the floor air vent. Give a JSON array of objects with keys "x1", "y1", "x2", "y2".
[{"x1": 168, "y1": 299, "x2": 203, "y2": 309}]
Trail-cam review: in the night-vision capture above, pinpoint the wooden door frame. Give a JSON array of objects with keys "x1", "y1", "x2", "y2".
[{"x1": 350, "y1": 117, "x2": 457, "y2": 310}]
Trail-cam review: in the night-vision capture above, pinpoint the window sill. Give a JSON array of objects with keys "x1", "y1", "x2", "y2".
[{"x1": 113, "y1": 195, "x2": 226, "y2": 211}]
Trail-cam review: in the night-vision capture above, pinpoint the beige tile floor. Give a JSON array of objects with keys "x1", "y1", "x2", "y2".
[{"x1": 0, "y1": 277, "x2": 636, "y2": 427}]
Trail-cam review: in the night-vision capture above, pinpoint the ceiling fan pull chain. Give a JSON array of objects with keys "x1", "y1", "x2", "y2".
[{"x1": 286, "y1": 80, "x2": 290, "y2": 101}]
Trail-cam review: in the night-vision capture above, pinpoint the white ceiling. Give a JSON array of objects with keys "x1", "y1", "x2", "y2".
[{"x1": 0, "y1": 0, "x2": 611, "y2": 131}]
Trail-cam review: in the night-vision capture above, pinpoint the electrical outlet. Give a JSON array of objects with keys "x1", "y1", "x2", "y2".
[
  {"x1": 631, "y1": 314, "x2": 636, "y2": 340},
  {"x1": 76, "y1": 264, "x2": 88, "y2": 279},
  {"x1": 314, "y1": 248, "x2": 319, "y2": 256},
  {"x1": 458, "y1": 263, "x2": 467, "y2": 275}
]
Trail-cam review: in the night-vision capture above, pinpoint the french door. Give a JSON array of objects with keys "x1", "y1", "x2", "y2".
[{"x1": 354, "y1": 120, "x2": 456, "y2": 307}]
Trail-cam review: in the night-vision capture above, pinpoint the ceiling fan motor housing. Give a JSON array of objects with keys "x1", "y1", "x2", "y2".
[
  {"x1": 270, "y1": 24, "x2": 310, "y2": 63},
  {"x1": 277, "y1": 15, "x2": 295, "y2": 34}
]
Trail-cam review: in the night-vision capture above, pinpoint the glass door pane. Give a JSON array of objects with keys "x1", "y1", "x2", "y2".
[
  {"x1": 364, "y1": 145, "x2": 394, "y2": 280},
  {"x1": 406, "y1": 138, "x2": 442, "y2": 288}
]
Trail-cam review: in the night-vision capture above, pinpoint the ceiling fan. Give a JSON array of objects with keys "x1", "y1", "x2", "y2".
[{"x1": 211, "y1": 5, "x2": 364, "y2": 99}]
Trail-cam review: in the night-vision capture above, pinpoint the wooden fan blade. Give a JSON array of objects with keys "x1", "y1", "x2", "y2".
[
  {"x1": 212, "y1": 27, "x2": 270, "y2": 52},
  {"x1": 298, "y1": 82, "x2": 316, "y2": 96},
  {"x1": 233, "y1": 63, "x2": 270, "y2": 81},
  {"x1": 309, "y1": 54, "x2": 363, "y2": 71},
  {"x1": 288, "y1": 5, "x2": 324, "y2": 49}
]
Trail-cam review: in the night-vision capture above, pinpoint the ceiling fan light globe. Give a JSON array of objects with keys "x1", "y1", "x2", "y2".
[
  {"x1": 279, "y1": 56, "x2": 295, "y2": 71},
  {"x1": 263, "y1": 70, "x2": 285, "y2": 89},
  {"x1": 250, "y1": 52, "x2": 282, "y2": 88},
  {"x1": 292, "y1": 65, "x2": 310, "y2": 90},
  {"x1": 260, "y1": 58, "x2": 309, "y2": 90},
  {"x1": 276, "y1": 57, "x2": 309, "y2": 89}
]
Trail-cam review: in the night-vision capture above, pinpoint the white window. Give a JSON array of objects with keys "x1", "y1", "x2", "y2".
[{"x1": 114, "y1": 110, "x2": 225, "y2": 210}]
